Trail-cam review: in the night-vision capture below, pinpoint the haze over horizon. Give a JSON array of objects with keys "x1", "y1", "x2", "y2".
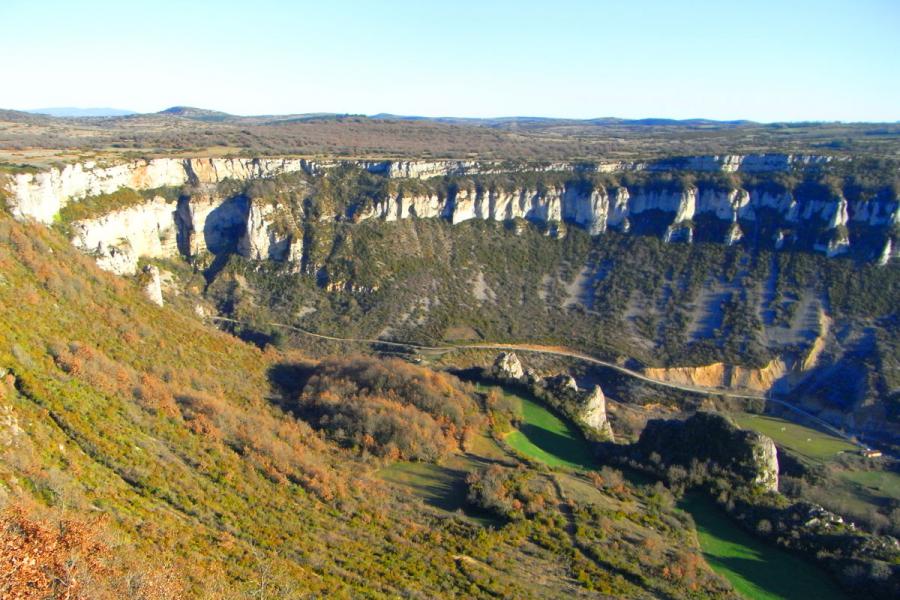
[
  {"x1": 2, "y1": 0, "x2": 899, "y2": 122},
  {"x1": 21, "y1": 105, "x2": 900, "y2": 124}
]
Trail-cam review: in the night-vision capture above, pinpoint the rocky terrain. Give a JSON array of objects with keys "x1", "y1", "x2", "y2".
[
  {"x1": 2, "y1": 155, "x2": 897, "y2": 443},
  {"x1": 4, "y1": 156, "x2": 897, "y2": 278},
  {"x1": 631, "y1": 411, "x2": 780, "y2": 492}
]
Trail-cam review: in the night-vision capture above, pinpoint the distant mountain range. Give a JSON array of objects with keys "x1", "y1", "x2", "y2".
[
  {"x1": 27, "y1": 107, "x2": 137, "y2": 117},
  {"x1": 14, "y1": 105, "x2": 760, "y2": 126},
  {"x1": 154, "y1": 107, "x2": 759, "y2": 127},
  {"x1": 6, "y1": 106, "x2": 893, "y2": 128}
]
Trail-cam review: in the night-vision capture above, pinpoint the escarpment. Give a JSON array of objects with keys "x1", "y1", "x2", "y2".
[
  {"x1": 3, "y1": 156, "x2": 898, "y2": 277},
  {"x1": 3, "y1": 152, "x2": 847, "y2": 226},
  {"x1": 643, "y1": 359, "x2": 788, "y2": 393}
]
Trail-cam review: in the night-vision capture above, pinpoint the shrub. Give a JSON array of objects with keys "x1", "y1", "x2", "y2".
[{"x1": 465, "y1": 464, "x2": 546, "y2": 520}]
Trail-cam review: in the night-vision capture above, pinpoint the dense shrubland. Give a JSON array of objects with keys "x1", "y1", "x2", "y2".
[
  {"x1": 291, "y1": 356, "x2": 484, "y2": 461},
  {"x1": 1, "y1": 500, "x2": 182, "y2": 599}
]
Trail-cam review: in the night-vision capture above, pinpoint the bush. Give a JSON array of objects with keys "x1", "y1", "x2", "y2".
[{"x1": 465, "y1": 464, "x2": 547, "y2": 520}]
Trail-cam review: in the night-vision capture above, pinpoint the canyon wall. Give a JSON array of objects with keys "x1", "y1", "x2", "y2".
[
  {"x1": 2, "y1": 153, "x2": 852, "y2": 225},
  {"x1": 3, "y1": 157, "x2": 898, "y2": 278}
]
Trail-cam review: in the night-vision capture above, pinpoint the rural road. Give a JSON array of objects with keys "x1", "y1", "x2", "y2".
[{"x1": 210, "y1": 317, "x2": 861, "y2": 446}]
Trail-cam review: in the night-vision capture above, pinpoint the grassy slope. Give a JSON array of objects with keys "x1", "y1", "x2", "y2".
[
  {"x1": 0, "y1": 214, "x2": 569, "y2": 597},
  {"x1": 505, "y1": 392, "x2": 596, "y2": 470},
  {"x1": 730, "y1": 413, "x2": 857, "y2": 461},
  {"x1": 680, "y1": 495, "x2": 847, "y2": 600},
  {"x1": 473, "y1": 383, "x2": 846, "y2": 600},
  {"x1": 732, "y1": 412, "x2": 899, "y2": 528}
]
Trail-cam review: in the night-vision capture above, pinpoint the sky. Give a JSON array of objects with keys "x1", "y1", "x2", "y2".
[{"x1": 1, "y1": 0, "x2": 898, "y2": 122}]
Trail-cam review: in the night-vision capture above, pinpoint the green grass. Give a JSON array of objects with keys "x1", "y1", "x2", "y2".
[
  {"x1": 734, "y1": 413, "x2": 898, "y2": 535},
  {"x1": 731, "y1": 413, "x2": 856, "y2": 462},
  {"x1": 840, "y1": 469, "x2": 900, "y2": 500},
  {"x1": 378, "y1": 437, "x2": 507, "y2": 526},
  {"x1": 680, "y1": 494, "x2": 847, "y2": 600},
  {"x1": 504, "y1": 392, "x2": 596, "y2": 471},
  {"x1": 380, "y1": 461, "x2": 470, "y2": 513}
]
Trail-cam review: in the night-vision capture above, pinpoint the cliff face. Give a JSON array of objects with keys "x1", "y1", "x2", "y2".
[
  {"x1": 3, "y1": 153, "x2": 855, "y2": 224},
  {"x1": 68, "y1": 195, "x2": 179, "y2": 275},
  {"x1": 238, "y1": 200, "x2": 303, "y2": 265},
  {"x1": 5, "y1": 158, "x2": 318, "y2": 224},
  {"x1": 354, "y1": 182, "x2": 896, "y2": 260},
  {"x1": 643, "y1": 359, "x2": 788, "y2": 393},
  {"x1": 3, "y1": 157, "x2": 898, "y2": 278}
]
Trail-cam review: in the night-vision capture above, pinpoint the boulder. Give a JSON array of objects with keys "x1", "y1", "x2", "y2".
[
  {"x1": 545, "y1": 374, "x2": 578, "y2": 394},
  {"x1": 141, "y1": 265, "x2": 164, "y2": 306},
  {"x1": 492, "y1": 352, "x2": 524, "y2": 380}
]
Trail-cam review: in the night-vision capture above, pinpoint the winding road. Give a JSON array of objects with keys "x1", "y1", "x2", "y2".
[{"x1": 210, "y1": 316, "x2": 862, "y2": 446}]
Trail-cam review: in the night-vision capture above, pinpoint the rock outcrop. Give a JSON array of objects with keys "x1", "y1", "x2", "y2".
[
  {"x1": 492, "y1": 352, "x2": 524, "y2": 381},
  {"x1": 516, "y1": 367, "x2": 617, "y2": 441},
  {"x1": 140, "y1": 265, "x2": 164, "y2": 306},
  {"x1": 580, "y1": 385, "x2": 614, "y2": 441},
  {"x1": 635, "y1": 412, "x2": 779, "y2": 492}
]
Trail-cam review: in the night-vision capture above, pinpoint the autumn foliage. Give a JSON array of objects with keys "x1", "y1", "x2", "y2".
[
  {"x1": 295, "y1": 356, "x2": 484, "y2": 461},
  {"x1": 0, "y1": 503, "x2": 182, "y2": 599}
]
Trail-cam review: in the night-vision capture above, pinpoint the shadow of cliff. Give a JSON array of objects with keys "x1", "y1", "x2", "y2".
[
  {"x1": 204, "y1": 195, "x2": 249, "y2": 255},
  {"x1": 267, "y1": 361, "x2": 317, "y2": 408}
]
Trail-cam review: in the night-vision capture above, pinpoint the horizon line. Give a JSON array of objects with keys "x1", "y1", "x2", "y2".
[{"x1": 13, "y1": 106, "x2": 900, "y2": 126}]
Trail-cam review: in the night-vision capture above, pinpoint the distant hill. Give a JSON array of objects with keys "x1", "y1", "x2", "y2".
[
  {"x1": 158, "y1": 106, "x2": 233, "y2": 121},
  {"x1": 0, "y1": 109, "x2": 53, "y2": 123},
  {"x1": 369, "y1": 113, "x2": 757, "y2": 129},
  {"x1": 28, "y1": 107, "x2": 136, "y2": 117}
]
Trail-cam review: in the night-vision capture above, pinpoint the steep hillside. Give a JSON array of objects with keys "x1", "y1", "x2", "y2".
[{"x1": 0, "y1": 212, "x2": 742, "y2": 597}]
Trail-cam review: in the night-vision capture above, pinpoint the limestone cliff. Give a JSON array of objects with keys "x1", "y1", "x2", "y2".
[
  {"x1": 238, "y1": 200, "x2": 304, "y2": 265},
  {"x1": 4, "y1": 157, "x2": 897, "y2": 278},
  {"x1": 69, "y1": 195, "x2": 179, "y2": 275}
]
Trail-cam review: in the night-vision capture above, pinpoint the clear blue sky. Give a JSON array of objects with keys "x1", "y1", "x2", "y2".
[{"x1": 1, "y1": 0, "x2": 898, "y2": 121}]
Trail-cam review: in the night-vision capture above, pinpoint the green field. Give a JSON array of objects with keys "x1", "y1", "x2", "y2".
[
  {"x1": 839, "y1": 469, "x2": 900, "y2": 502},
  {"x1": 380, "y1": 461, "x2": 470, "y2": 512},
  {"x1": 504, "y1": 392, "x2": 597, "y2": 470},
  {"x1": 379, "y1": 431, "x2": 509, "y2": 524},
  {"x1": 680, "y1": 495, "x2": 847, "y2": 600},
  {"x1": 731, "y1": 413, "x2": 856, "y2": 462},
  {"x1": 498, "y1": 395, "x2": 849, "y2": 600}
]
